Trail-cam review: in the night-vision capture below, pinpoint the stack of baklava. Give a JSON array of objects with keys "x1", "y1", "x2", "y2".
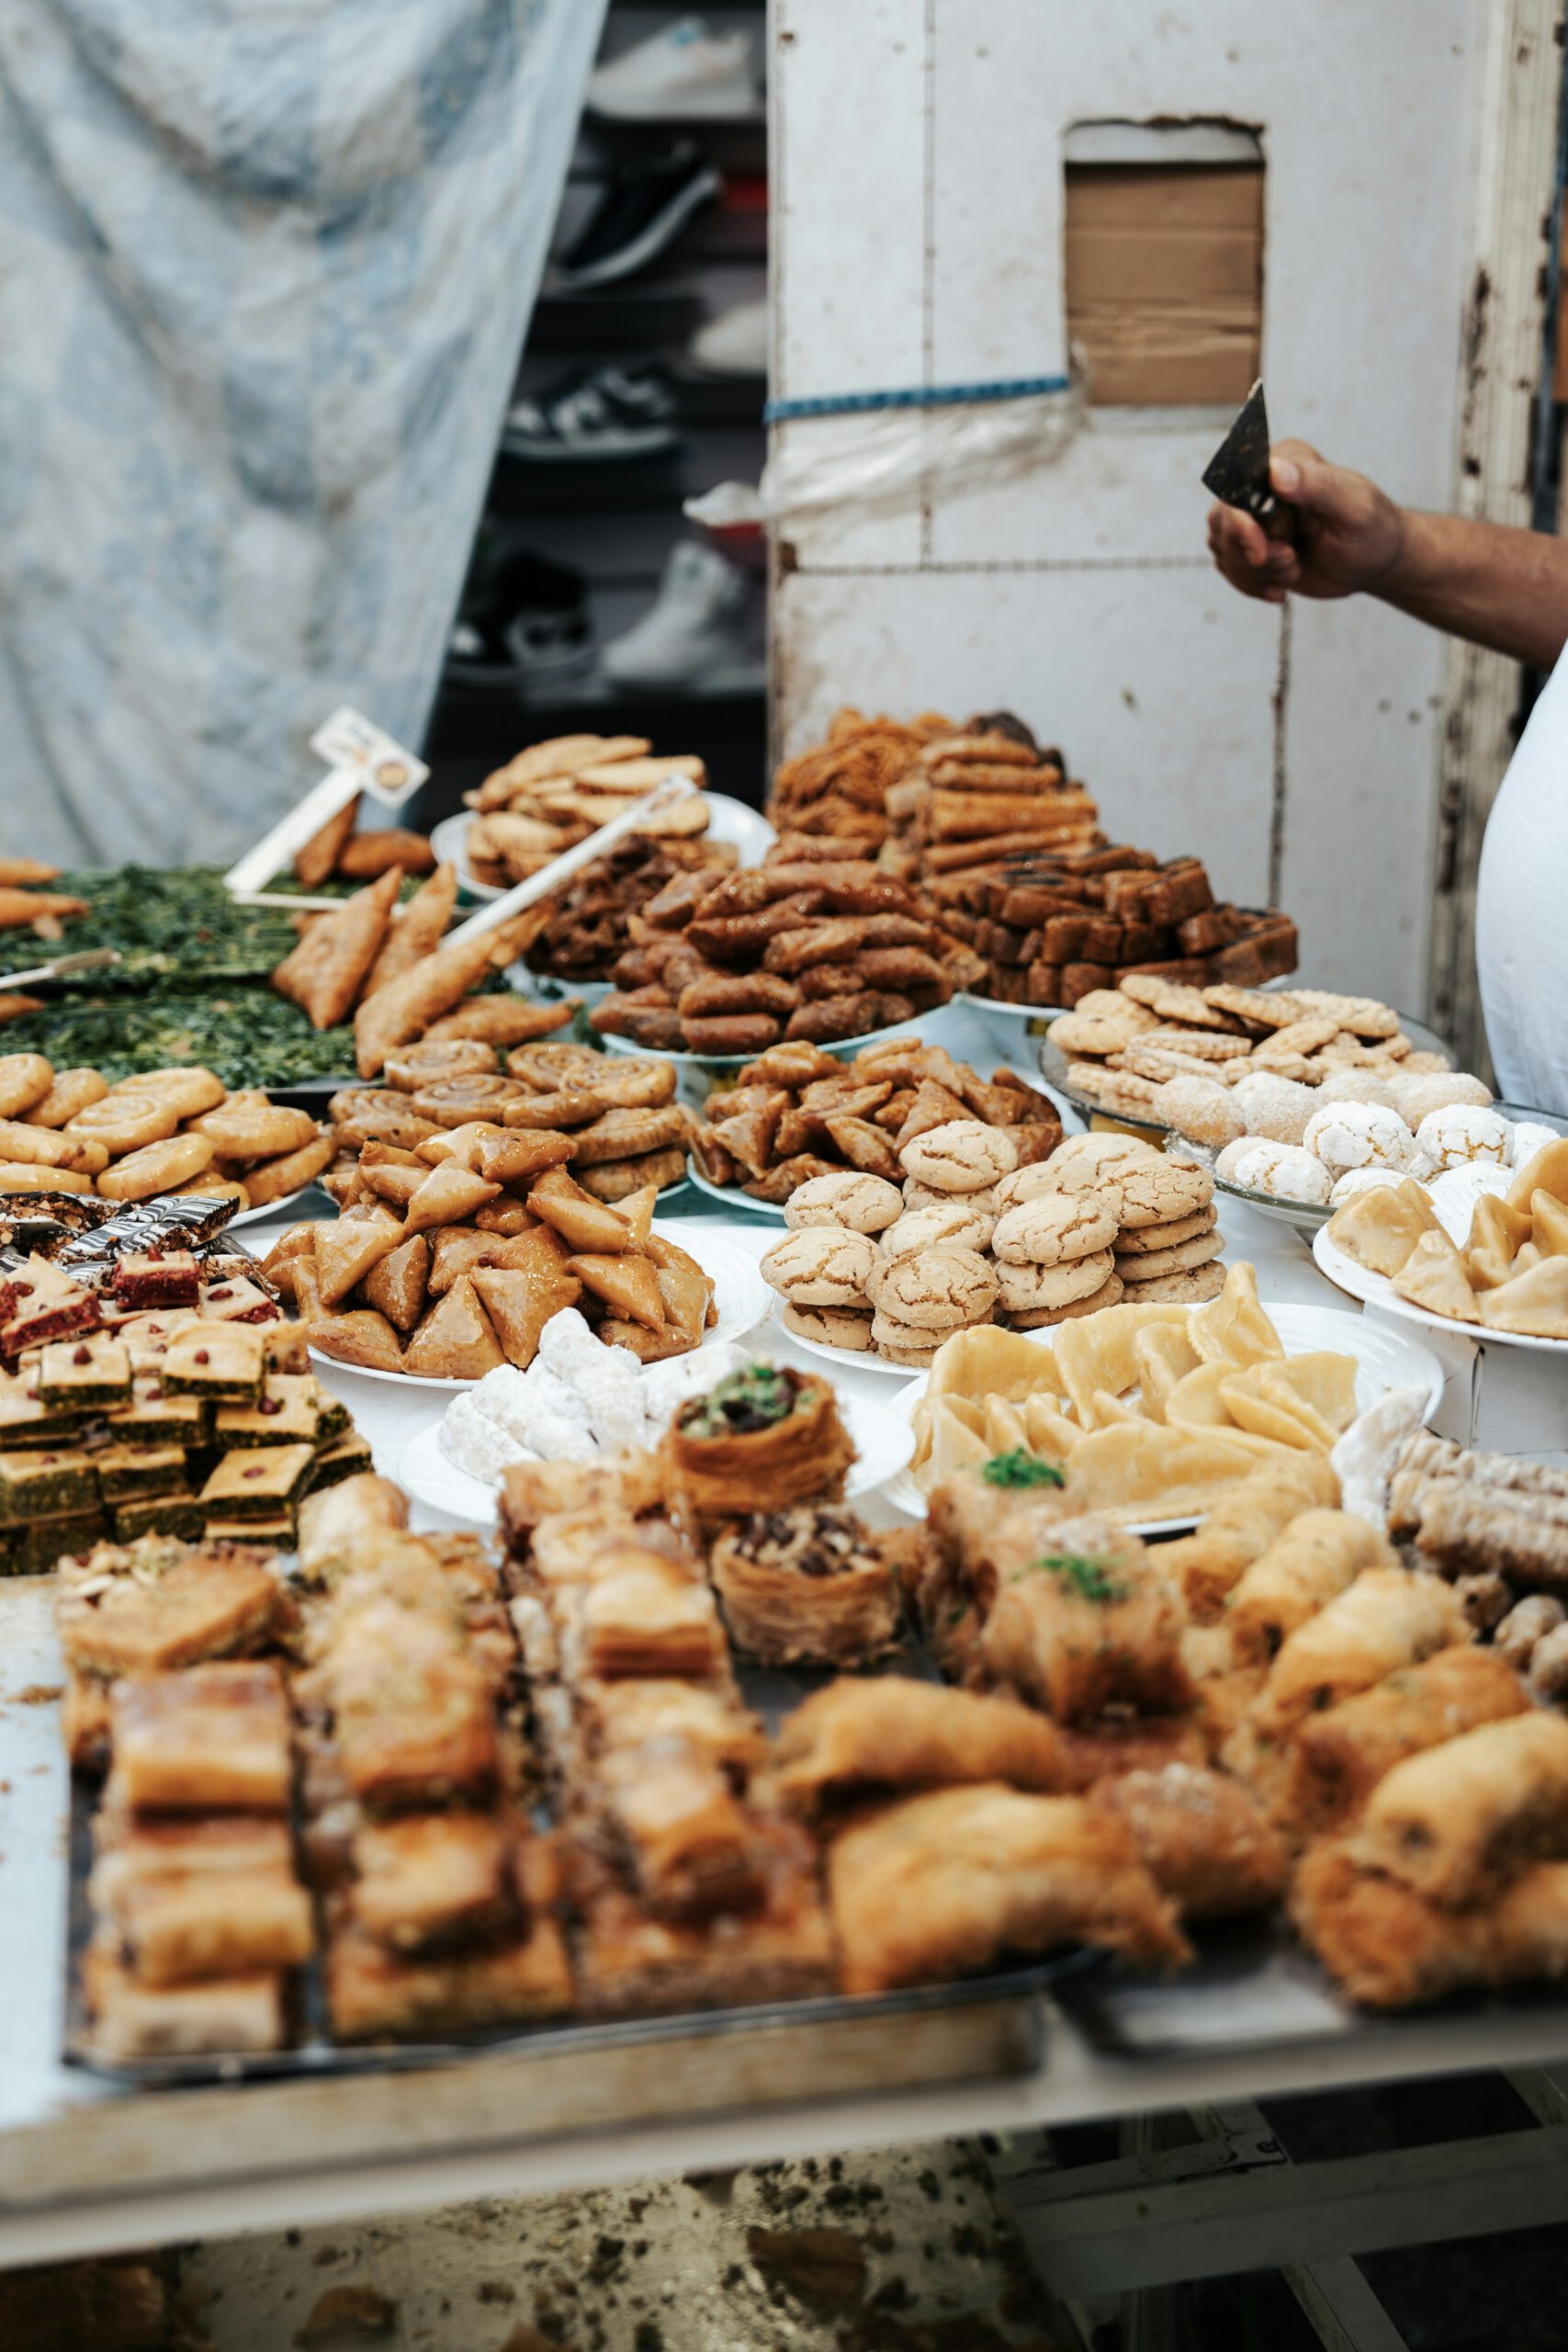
[{"x1": 500, "y1": 1461, "x2": 835, "y2": 2015}]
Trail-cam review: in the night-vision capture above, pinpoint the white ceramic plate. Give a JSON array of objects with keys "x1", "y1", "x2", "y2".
[
  {"x1": 1312, "y1": 1223, "x2": 1568, "y2": 1355},
  {"x1": 686, "y1": 1163, "x2": 788, "y2": 1220},
  {"x1": 880, "y1": 1297, "x2": 1447, "y2": 1521},
  {"x1": 396, "y1": 1388, "x2": 915, "y2": 1526},
  {"x1": 228, "y1": 1182, "x2": 325, "y2": 1231},
  {"x1": 767, "y1": 1295, "x2": 931, "y2": 1381},
  {"x1": 308, "y1": 1225, "x2": 770, "y2": 1388},
  {"x1": 432, "y1": 794, "x2": 776, "y2": 903}
]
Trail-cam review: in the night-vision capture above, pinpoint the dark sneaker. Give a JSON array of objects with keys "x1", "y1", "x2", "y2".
[
  {"x1": 502, "y1": 364, "x2": 679, "y2": 462},
  {"x1": 554, "y1": 146, "x2": 721, "y2": 289},
  {"x1": 446, "y1": 548, "x2": 595, "y2": 686}
]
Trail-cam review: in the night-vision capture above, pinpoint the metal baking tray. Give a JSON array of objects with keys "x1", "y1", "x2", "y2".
[{"x1": 62, "y1": 1634, "x2": 1096, "y2": 2099}]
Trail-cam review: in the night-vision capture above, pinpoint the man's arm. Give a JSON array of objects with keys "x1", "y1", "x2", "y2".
[{"x1": 1207, "y1": 438, "x2": 1568, "y2": 670}]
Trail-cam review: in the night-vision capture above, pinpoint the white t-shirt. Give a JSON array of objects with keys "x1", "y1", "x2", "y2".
[{"x1": 1474, "y1": 649, "x2": 1568, "y2": 1114}]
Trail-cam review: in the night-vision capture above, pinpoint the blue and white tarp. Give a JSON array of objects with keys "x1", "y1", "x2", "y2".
[{"x1": 0, "y1": 0, "x2": 604, "y2": 865}]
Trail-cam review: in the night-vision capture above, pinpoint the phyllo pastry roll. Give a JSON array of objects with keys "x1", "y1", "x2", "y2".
[
  {"x1": 599, "y1": 1736, "x2": 764, "y2": 1919},
  {"x1": 829, "y1": 1785, "x2": 1189, "y2": 1994},
  {"x1": 581, "y1": 1677, "x2": 764, "y2": 1781},
  {"x1": 84, "y1": 1945, "x2": 289, "y2": 2058},
  {"x1": 1224, "y1": 1510, "x2": 1395, "y2": 1668},
  {"x1": 978, "y1": 1515, "x2": 1191, "y2": 1723},
  {"x1": 709, "y1": 1508, "x2": 902, "y2": 1667},
  {"x1": 1247, "y1": 1569, "x2": 1471, "y2": 1741},
  {"x1": 325, "y1": 1914, "x2": 575, "y2": 2041},
  {"x1": 109, "y1": 1662, "x2": 293, "y2": 1816},
  {"x1": 1092, "y1": 1764, "x2": 1285, "y2": 1918},
  {"x1": 771, "y1": 1677, "x2": 1071, "y2": 1812},
  {"x1": 1345, "y1": 1712, "x2": 1568, "y2": 1905},
  {"x1": 349, "y1": 1812, "x2": 513, "y2": 1955},
  {"x1": 1292, "y1": 1845, "x2": 1568, "y2": 2008},
  {"x1": 1156, "y1": 1453, "x2": 1340, "y2": 1624},
  {"x1": 106, "y1": 1863, "x2": 314, "y2": 1989},
  {"x1": 1283, "y1": 1645, "x2": 1530, "y2": 1837},
  {"x1": 664, "y1": 1363, "x2": 855, "y2": 1525}
]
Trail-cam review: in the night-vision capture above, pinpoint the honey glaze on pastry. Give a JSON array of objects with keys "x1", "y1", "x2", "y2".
[
  {"x1": 709, "y1": 1507, "x2": 902, "y2": 1667},
  {"x1": 662, "y1": 1362, "x2": 855, "y2": 1527}
]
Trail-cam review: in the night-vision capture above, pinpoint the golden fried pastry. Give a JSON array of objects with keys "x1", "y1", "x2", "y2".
[{"x1": 664, "y1": 1364, "x2": 855, "y2": 1526}]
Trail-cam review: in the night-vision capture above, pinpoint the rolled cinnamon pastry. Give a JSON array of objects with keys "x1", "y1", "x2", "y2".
[
  {"x1": 710, "y1": 1508, "x2": 901, "y2": 1666},
  {"x1": 662, "y1": 1363, "x2": 855, "y2": 1526}
]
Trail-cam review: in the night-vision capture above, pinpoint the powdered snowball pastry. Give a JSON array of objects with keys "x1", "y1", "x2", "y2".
[
  {"x1": 1314, "y1": 1070, "x2": 1403, "y2": 1112},
  {"x1": 1510, "y1": 1119, "x2": 1562, "y2": 1169},
  {"x1": 1215, "y1": 1135, "x2": 1271, "y2": 1183},
  {"x1": 1329, "y1": 1167, "x2": 1409, "y2": 1206},
  {"x1": 1302, "y1": 1102, "x2": 1416, "y2": 1179},
  {"x1": 1228, "y1": 1071, "x2": 1316, "y2": 1146},
  {"x1": 1427, "y1": 1161, "x2": 1514, "y2": 1244},
  {"x1": 439, "y1": 1391, "x2": 532, "y2": 1481},
  {"x1": 1414, "y1": 1103, "x2": 1512, "y2": 1171},
  {"x1": 1387, "y1": 1070, "x2": 1492, "y2": 1126},
  {"x1": 1229, "y1": 1141, "x2": 1334, "y2": 1204}
]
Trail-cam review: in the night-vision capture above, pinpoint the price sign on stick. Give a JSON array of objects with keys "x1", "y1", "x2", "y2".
[
  {"x1": 225, "y1": 707, "x2": 430, "y2": 909},
  {"x1": 446, "y1": 775, "x2": 698, "y2": 950}
]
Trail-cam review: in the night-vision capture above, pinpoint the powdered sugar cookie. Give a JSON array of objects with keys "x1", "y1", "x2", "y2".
[
  {"x1": 1302, "y1": 1102, "x2": 1416, "y2": 1178},
  {"x1": 1414, "y1": 1104, "x2": 1512, "y2": 1170}
]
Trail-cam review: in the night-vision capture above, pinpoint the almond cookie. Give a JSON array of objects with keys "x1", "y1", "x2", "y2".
[
  {"x1": 96, "y1": 1132, "x2": 215, "y2": 1202},
  {"x1": 1072, "y1": 989, "x2": 1159, "y2": 1029},
  {"x1": 782, "y1": 1302, "x2": 874, "y2": 1351},
  {"x1": 991, "y1": 1192, "x2": 1117, "y2": 1268},
  {"x1": 996, "y1": 1250, "x2": 1115, "y2": 1312},
  {"x1": 993, "y1": 1162, "x2": 1073, "y2": 1211},
  {"x1": 1010, "y1": 1271, "x2": 1125, "y2": 1327},
  {"x1": 761, "y1": 1227, "x2": 880, "y2": 1307},
  {"x1": 865, "y1": 1245, "x2": 998, "y2": 1331},
  {"x1": 1257, "y1": 1014, "x2": 1342, "y2": 1058},
  {"x1": 1118, "y1": 1261, "x2": 1228, "y2": 1306},
  {"x1": 874, "y1": 1335, "x2": 944, "y2": 1369},
  {"x1": 881, "y1": 1202, "x2": 996, "y2": 1259},
  {"x1": 898, "y1": 1119, "x2": 1019, "y2": 1194},
  {"x1": 1202, "y1": 985, "x2": 1309, "y2": 1030},
  {"x1": 107, "y1": 1066, "x2": 227, "y2": 1118},
  {"x1": 784, "y1": 1170, "x2": 903, "y2": 1234},
  {"x1": 1146, "y1": 984, "x2": 1235, "y2": 1031},
  {"x1": 1114, "y1": 1206, "x2": 1217, "y2": 1255},
  {"x1": 1112, "y1": 1229, "x2": 1225, "y2": 1281},
  {"x1": 1121, "y1": 1044, "x2": 1243, "y2": 1088},
  {"x1": 1112, "y1": 1159, "x2": 1214, "y2": 1230},
  {"x1": 902, "y1": 1176, "x2": 999, "y2": 1214}
]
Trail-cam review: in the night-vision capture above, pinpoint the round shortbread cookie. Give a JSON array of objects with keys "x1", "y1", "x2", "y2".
[
  {"x1": 784, "y1": 1170, "x2": 903, "y2": 1234},
  {"x1": 876, "y1": 1337, "x2": 945, "y2": 1368},
  {"x1": 1047, "y1": 1132, "x2": 1161, "y2": 1177},
  {"x1": 782, "y1": 1302, "x2": 874, "y2": 1351},
  {"x1": 870, "y1": 1306, "x2": 960, "y2": 1353},
  {"x1": 1049, "y1": 1012, "x2": 1143, "y2": 1057},
  {"x1": 1112, "y1": 1229, "x2": 1225, "y2": 1281},
  {"x1": 991, "y1": 1192, "x2": 1117, "y2": 1268},
  {"x1": 898, "y1": 1119, "x2": 1019, "y2": 1194},
  {"x1": 1118, "y1": 1261, "x2": 1228, "y2": 1306},
  {"x1": 1009, "y1": 1271, "x2": 1126, "y2": 1327},
  {"x1": 1112, "y1": 1159, "x2": 1214, "y2": 1230},
  {"x1": 96, "y1": 1133, "x2": 214, "y2": 1202},
  {"x1": 902, "y1": 1176, "x2": 999, "y2": 1214},
  {"x1": 995, "y1": 1249, "x2": 1115, "y2": 1313},
  {"x1": 881, "y1": 1202, "x2": 995, "y2": 1259},
  {"x1": 761, "y1": 1227, "x2": 880, "y2": 1307},
  {"x1": 1113, "y1": 1205, "x2": 1217, "y2": 1256},
  {"x1": 865, "y1": 1245, "x2": 998, "y2": 1331}
]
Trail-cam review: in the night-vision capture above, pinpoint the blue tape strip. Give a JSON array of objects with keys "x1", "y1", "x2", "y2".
[{"x1": 763, "y1": 374, "x2": 1072, "y2": 424}]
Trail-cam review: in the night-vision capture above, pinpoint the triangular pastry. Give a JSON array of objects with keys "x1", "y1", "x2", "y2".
[
  {"x1": 1391, "y1": 1228, "x2": 1480, "y2": 1324},
  {"x1": 1474, "y1": 1255, "x2": 1568, "y2": 1338},
  {"x1": 1326, "y1": 1178, "x2": 1437, "y2": 1279},
  {"x1": 402, "y1": 1277, "x2": 505, "y2": 1377}
]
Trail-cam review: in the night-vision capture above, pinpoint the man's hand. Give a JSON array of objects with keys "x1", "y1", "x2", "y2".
[{"x1": 1206, "y1": 437, "x2": 1408, "y2": 605}]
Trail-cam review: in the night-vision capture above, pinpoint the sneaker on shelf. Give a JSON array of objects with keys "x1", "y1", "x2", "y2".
[
  {"x1": 600, "y1": 540, "x2": 762, "y2": 694},
  {"x1": 553, "y1": 146, "x2": 721, "y2": 290},
  {"x1": 446, "y1": 549, "x2": 595, "y2": 687},
  {"x1": 687, "y1": 294, "x2": 769, "y2": 379},
  {"x1": 502, "y1": 365, "x2": 679, "y2": 462},
  {"x1": 588, "y1": 17, "x2": 759, "y2": 121}
]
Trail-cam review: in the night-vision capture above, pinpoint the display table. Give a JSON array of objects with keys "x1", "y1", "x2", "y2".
[{"x1": 5, "y1": 1008, "x2": 1565, "y2": 2266}]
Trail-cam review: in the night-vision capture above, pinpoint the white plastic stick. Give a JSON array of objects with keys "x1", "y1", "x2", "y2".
[{"x1": 445, "y1": 775, "x2": 698, "y2": 949}]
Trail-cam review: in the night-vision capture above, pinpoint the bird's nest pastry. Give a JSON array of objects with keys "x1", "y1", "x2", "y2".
[{"x1": 661, "y1": 1363, "x2": 856, "y2": 1528}]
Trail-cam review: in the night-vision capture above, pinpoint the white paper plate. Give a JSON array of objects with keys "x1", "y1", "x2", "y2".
[
  {"x1": 432, "y1": 794, "x2": 776, "y2": 903},
  {"x1": 396, "y1": 1388, "x2": 915, "y2": 1526},
  {"x1": 880, "y1": 1297, "x2": 1447, "y2": 1521},
  {"x1": 308, "y1": 1225, "x2": 770, "y2": 1388},
  {"x1": 1312, "y1": 1222, "x2": 1568, "y2": 1355}
]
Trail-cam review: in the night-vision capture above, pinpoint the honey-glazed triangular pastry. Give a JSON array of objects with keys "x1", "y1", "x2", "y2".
[
  {"x1": 1326, "y1": 1180, "x2": 1437, "y2": 1279},
  {"x1": 359, "y1": 1160, "x2": 424, "y2": 1210},
  {"x1": 1475, "y1": 1254, "x2": 1568, "y2": 1338},
  {"x1": 402, "y1": 1277, "x2": 505, "y2": 1377},
  {"x1": 1529, "y1": 1189, "x2": 1568, "y2": 1260},
  {"x1": 1391, "y1": 1227, "x2": 1480, "y2": 1324},
  {"x1": 1188, "y1": 1261, "x2": 1284, "y2": 1368},
  {"x1": 401, "y1": 1159, "x2": 502, "y2": 1236},
  {"x1": 315, "y1": 1212, "x2": 403, "y2": 1307},
  {"x1": 307, "y1": 1306, "x2": 405, "y2": 1374},
  {"x1": 359, "y1": 1232, "x2": 430, "y2": 1332},
  {"x1": 415, "y1": 1119, "x2": 506, "y2": 1170},
  {"x1": 655, "y1": 1262, "x2": 711, "y2": 1343},
  {"x1": 471, "y1": 1263, "x2": 578, "y2": 1368},
  {"x1": 569, "y1": 1251, "x2": 667, "y2": 1332},
  {"x1": 1508, "y1": 1136, "x2": 1568, "y2": 1214},
  {"x1": 618, "y1": 1182, "x2": 660, "y2": 1250},
  {"x1": 1463, "y1": 1193, "x2": 1535, "y2": 1289},
  {"x1": 527, "y1": 1165, "x2": 635, "y2": 1253}
]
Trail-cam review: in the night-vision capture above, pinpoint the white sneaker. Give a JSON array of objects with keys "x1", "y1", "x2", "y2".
[
  {"x1": 600, "y1": 541, "x2": 761, "y2": 692},
  {"x1": 588, "y1": 17, "x2": 758, "y2": 121},
  {"x1": 689, "y1": 296, "x2": 769, "y2": 378}
]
